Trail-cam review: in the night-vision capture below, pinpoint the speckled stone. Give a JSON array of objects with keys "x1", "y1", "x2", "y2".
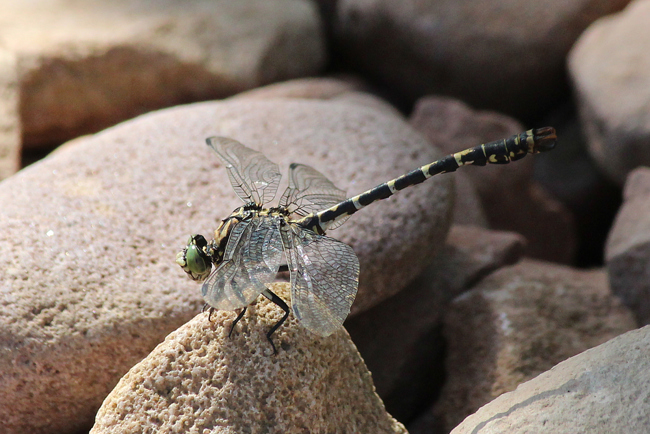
[
  {"x1": 0, "y1": 97, "x2": 452, "y2": 433},
  {"x1": 91, "y1": 283, "x2": 407, "y2": 434}
]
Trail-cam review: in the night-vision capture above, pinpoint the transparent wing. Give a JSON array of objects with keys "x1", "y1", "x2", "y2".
[
  {"x1": 280, "y1": 223, "x2": 360, "y2": 336},
  {"x1": 279, "y1": 163, "x2": 347, "y2": 217},
  {"x1": 202, "y1": 216, "x2": 283, "y2": 310},
  {"x1": 207, "y1": 137, "x2": 281, "y2": 205}
]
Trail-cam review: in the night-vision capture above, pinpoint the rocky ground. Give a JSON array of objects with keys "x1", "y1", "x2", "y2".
[{"x1": 1, "y1": 0, "x2": 649, "y2": 433}]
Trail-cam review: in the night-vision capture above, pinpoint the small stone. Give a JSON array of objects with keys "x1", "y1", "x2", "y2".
[
  {"x1": 450, "y1": 325, "x2": 650, "y2": 434},
  {"x1": 90, "y1": 283, "x2": 407, "y2": 434},
  {"x1": 428, "y1": 259, "x2": 637, "y2": 433},
  {"x1": 569, "y1": 0, "x2": 650, "y2": 184},
  {"x1": 606, "y1": 167, "x2": 650, "y2": 324}
]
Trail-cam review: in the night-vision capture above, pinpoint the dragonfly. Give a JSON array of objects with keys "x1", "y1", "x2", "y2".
[{"x1": 177, "y1": 127, "x2": 557, "y2": 353}]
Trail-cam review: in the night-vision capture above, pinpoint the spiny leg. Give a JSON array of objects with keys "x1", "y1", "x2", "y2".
[
  {"x1": 261, "y1": 289, "x2": 290, "y2": 355},
  {"x1": 229, "y1": 307, "x2": 247, "y2": 338},
  {"x1": 202, "y1": 303, "x2": 217, "y2": 322}
]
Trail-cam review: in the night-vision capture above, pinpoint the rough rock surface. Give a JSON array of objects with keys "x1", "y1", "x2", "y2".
[
  {"x1": 347, "y1": 225, "x2": 526, "y2": 422},
  {"x1": 427, "y1": 259, "x2": 637, "y2": 434},
  {"x1": 0, "y1": 48, "x2": 19, "y2": 180},
  {"x1": 410, "y1": 96, "x2": 576, "y2": 262},
  {"x1": 334, "y1": 0, "x2": 629, "y2": 117},
  {"x1": 0, "y1": 0, "x2": 325, "y2": 148},
  {"x1": 0, "y1": 97, "x2": 451, "y2": 433},
  {"x1": 91, "y1": 282, "x2": 406, "y2": 434},
  {"x1": 569, "y1": 0, "x2": 650, "y2": 185},
  {"x1": 606, "y1": 167, "x2": 650, "y2": 324},
  {"x1": 449, "y1": 325, "x2": 650, "y2": 434}
]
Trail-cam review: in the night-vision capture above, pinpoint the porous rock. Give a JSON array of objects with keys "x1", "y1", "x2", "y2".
[
  {"x1": 0, "y1": 0, "x2": 325, "y2": 149},
  {"x1": 450, "y1": 325, "x2": 650, "y2": 434},
  {"x1": 606, "y1": 167, "x2": 650, "y2": 324},
  {"x1": 347, "y1": 225, "x2": 526, "y2": 422},
  {"x1": 91, "y1": 282, "x2": 406, "y2": 434},
  {"x1": 427, "y1": 259, "x2": 637, "y2": 434},
  {"x1": 334, "y1": 0, "x2": 628, "y2": 118},
  {"x1": 569, "y1": 0, "x2": 650, "y2": 184},
  {"x1": 0, "y1": 97, "x2": 451, "y2": 433},
  {"x1": 410, "y1": 96, "x2": 576, "y2": 262}
]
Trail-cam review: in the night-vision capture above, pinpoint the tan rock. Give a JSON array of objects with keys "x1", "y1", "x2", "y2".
[
  {"x1": 428, "y1": 259, "x2": 637, "y2": 434},
  {"x1": 410, "y1": 96, "x2": 576, "y2": 262},
  {"x1": 0, "y1": 97, "x2": 451, "y2": 433},
  {"x1": 450, "y1": 325, "x2": 650, "y2": 434},
  {"x1": 569, "y1": 0, "x2": 650, "y2": 185},
  {"x1": 347, "y1": 225, "x2": 526, "y2": 422},
  {"x1": 0, "y1": 0, "x2": 325, "y2": 149},
  {"x1": 0, "y1": 48, "x2": 19, "y2": 180},
  {"x1": 230, "y1": 76, "x2": 365, "y2": 101},
  {"x1": 606, "y1": 167, "x2": 650, "y2": 324},
  {"x1": 334, "y1": 0, "x2": 629, "y2": 118},
  {"x1": 91, "y1": 283, "x2": 407, "y2": 434}
]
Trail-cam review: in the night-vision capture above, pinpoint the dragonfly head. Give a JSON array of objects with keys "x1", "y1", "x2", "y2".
[{"x1": 176, "y1": 234, "x2": 213, "y2": 281}]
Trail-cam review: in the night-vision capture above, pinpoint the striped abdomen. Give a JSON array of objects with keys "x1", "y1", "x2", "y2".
[{"x1": 295, "y1": 127, "x2": 557, "y2": 234}]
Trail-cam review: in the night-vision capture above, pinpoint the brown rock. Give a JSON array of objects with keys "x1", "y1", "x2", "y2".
[
  {"x1": 427, "y1": 259, "x2": 636, "y2": 434},
  {"x1": 347, "y1": 225, "x2": 526, "y2": 422},
  {"x1": 91, "y1": 283, "x2": 407, "y2": 434},
  {"x1": 0, "y1": 49, "x2": 19, "y2": 180},
  {"x1": 334, "y1": 0, "x2": 629, "y2": 118},
  {"x1": 0, "y1": 0, "x2": 325, "y2": 149},
  {"x1": 569, "y1": 0, "x2": 650, "y2": 185},
  {"x1": 410, "y1": 96, "x2": 576, "y2": 262},
  {"x1": 0, "y1": 97, "x2": 451, "y2": 433},
  {"x1": 450, "y1": 326, "x2": 650, "y2": 434},
  {"x1": 606, "y1": 167, "x2": 650, "y2": 324}
]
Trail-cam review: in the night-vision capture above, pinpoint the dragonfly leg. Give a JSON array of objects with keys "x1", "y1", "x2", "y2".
[
  {"x1": 202, "y1": 304, "x2": 217, "y2": 322},
  {"x1": 261, "y1": 289, "x2": 290, "y2": 355},
  {"x1": 229, "y1": 307, "x2": 247, "y2": 338}
]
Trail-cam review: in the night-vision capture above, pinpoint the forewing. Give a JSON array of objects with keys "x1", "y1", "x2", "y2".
[
  {"x1": 280, "y1": 223, "x2": 359, "y2": 336},
  {"x1": 202, "y1": 217, "x2": 282, "y2": 310},
  {"x1": 279, "y1": 163, "x2": 347, "y2": 216},
  {"x1": 207, "y1": 137, "x2": 281, "y2": 205}
]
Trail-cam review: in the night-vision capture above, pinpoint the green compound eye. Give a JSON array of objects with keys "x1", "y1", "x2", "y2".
[{"x1": 177, "y1": 235, "x2": 212, "y2": 281}]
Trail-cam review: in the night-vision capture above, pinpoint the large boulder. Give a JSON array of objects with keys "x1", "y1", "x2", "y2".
[{"x1": 0, "y1": 96, "x2": 451, "y2": 433}]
